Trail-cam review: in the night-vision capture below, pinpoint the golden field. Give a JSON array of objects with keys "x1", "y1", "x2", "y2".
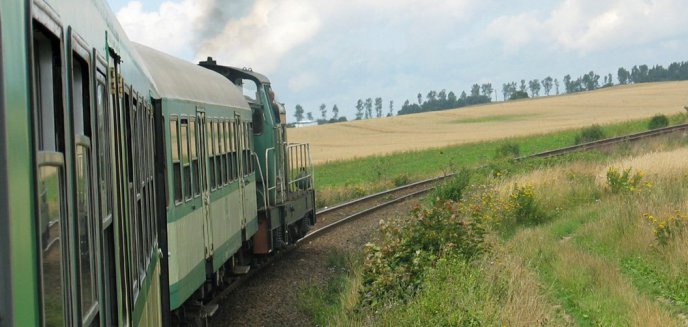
[{"x1": 289, "y1": 81, "x2": 688, "y2": 164}]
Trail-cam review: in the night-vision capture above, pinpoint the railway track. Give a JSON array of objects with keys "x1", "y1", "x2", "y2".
[{"x1": 203, "y1": 122, "x2": 688, "y2": 324}]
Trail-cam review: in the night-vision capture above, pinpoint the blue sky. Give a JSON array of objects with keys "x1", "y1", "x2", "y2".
[{"x1": 108, "y1": 0, "x2": 688, "y2": 122}]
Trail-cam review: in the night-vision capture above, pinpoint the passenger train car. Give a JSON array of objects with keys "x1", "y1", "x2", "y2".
[{"x1": 0, "y1": 0, "x2": 315, "y2": 326}]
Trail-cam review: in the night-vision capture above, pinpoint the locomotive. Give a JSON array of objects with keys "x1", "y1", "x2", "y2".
[{"x1": 0, "y1": 0, "x2": 315, "y2": 325}]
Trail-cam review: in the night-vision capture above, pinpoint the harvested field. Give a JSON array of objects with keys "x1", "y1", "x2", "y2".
[{"x1": 289, "y1": 81, "x2": 688, "y2": 164}]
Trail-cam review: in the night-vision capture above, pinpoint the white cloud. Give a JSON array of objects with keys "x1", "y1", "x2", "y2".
[
  {"x1": 116, "y1": 0, "x2": 202, "y2": 57},
  {"x1": 485, "y1": 0, "x2": 688, "y2": 54},
  {"x1": 485, "y1": 12, "x2": 542, "y2": 53},
  {"x1": 196, "y1": 0, "x2": 321, "y2": 74}
]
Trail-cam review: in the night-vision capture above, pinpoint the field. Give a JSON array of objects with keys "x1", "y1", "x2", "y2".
[
  {"x1": 299, "y1": 135, "x2": 688, "y2": 326},
  {"x1": 289, "y1": 81, "x2": 688, "y2": 164}
]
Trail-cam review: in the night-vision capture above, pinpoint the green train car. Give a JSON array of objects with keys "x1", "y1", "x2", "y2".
[{"x1": 0, "y1": 0, "x2": 315, "y2": 326}]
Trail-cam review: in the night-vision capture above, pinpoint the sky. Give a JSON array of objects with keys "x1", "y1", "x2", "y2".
[{"x1": 107, "y1": 0, "x2": 688, "y2": 122}]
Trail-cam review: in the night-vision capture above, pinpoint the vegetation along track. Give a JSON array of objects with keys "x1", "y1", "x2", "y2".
[{"x1": 205, "y1": 122, "x2": 688, "y2": 324}]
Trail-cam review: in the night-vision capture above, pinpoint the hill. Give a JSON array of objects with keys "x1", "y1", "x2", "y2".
[{"x1": 289, "y1": 81, "x2": 688, "y2": 164}]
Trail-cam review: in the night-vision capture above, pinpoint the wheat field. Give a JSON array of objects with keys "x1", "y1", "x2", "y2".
[{"x1": 289, "y1": 81, "x2": 688, "y2": 164}]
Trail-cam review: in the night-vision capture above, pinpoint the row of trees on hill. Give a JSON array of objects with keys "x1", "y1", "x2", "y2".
[
  {"x1": 397, "y1": 84, "x2": 493, "y2": 115},
  {"x1": 293, "y1": 60, "x2": 688, "y2": 123},
  {"x1": 293, "y1": 103, "x2": 349, "y2": 124}
]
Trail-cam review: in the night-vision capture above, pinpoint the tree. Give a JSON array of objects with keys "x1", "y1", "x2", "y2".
[
  {"x1": 417, "y1": 93, "x2": 423, "y2": 105},
  {"x1": 364, "y1": 98, "x2": 373, "y2": 119},
  {"x1": 447, "y1": 91, "x2": 457, "y2": 106},
  {"x1": 582, "y1": 71, "x2": 599, "y2": 91},
  {"x1": 563, "y1": 75, "x2": 572, "y2": 93},
  {"x1": 470, "y1": 84, "x2": 480, "y2": 97},
  {"x1": 542, "y1": 76, "x2": 553, "y2": 96},
  {"x1": 374, "y1": 97, "x2": 383, "y2": 118},
  {"x1": 319, "y1": 103, "x2": 327, "y2": 121},
  {"x1": 355, "y1": 99, "x2": 364, "y2": 120},
  {"x1": 509, "y1": 90, "x2": 529, "y2": 100},
  {"x1": 481, "y1": 83, "x2": 493, "y2": 99},
  {"x1": 306, "y1": 112, "x2": 313, "y2": 121},
  {"x1": 388, "y1": 100, "x2": 394, "y2": 117},
  {"x1": 528, "y1": 79, "x2": 541, "y2": 97},
  {"x1": 294, "y1": 104, "x2": 304, "y2": 122},
  {"x1": 554, "y1": 79, "x2": 559, "y2": 95},
  {"x1": 618, "y1": 67, "x2": 630, "y2": 85},
  {"x1": 519, "y1": 79, "x2": 527, "y2": 93},
  {"x1": 332, "y1": 104, "x2": 339, "y2": 120}
]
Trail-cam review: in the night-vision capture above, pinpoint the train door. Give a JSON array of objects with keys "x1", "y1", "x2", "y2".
[{"x1": 196, "y1": 110, "x2": 213, "y2": 258}]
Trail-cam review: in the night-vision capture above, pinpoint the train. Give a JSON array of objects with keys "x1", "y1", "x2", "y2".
[{"x1": 0, "y1": 0, "x2": 316, "y2": 326}]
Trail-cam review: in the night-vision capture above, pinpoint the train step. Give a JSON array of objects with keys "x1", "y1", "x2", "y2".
[{"x1": 233, "y1": 265, "x2": 250, "y2": 275}]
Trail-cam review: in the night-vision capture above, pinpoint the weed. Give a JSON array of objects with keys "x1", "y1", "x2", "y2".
[
  {"x1": 642, "y1": 210, "x2": 688, "y2": 246},
  {"x1": 359, "y1": 201, "x2": 488, "y2": 310},
  {"x1": 505, "y1": 184, "x2": 548, "y2": 226},
  {"x1": 648, "y1": 114, "x2": 669, "y2": 130},
  {"x1": 392, "y1": 173, "x2": 410, "y2": 187},
  {"x1": 605, "y1": 167, "x2": 651, "y2": 194},
  {"x1": 574, "y1": 124, "x2": 606, "y2": 144},
  {"x1": 430, "y1": 169, "x2": 471, "y2": 205},
  {"x1": 494, "y1": 142, "x2": 521, "y2": 159}
]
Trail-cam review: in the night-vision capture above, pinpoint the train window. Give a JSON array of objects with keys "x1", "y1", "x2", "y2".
[
  {"x1": 72, "y1": 50, "x2": 99, "y2": 323},
  {"x1": 170, "y1": 119, "x2": 182, "y2": 203},
  {"x1": 213, "y1": 121, "x2": 221, "y2": 188},
  {"x1": 239, "y1": 78, "x2": 260, "y2": 104},
  {"x1": 181, "y1": 119, "x2": 191, "y2": 200},
  {"x1": 96, "y1": 78, "x2": 112, "y2": 224},
  {"x1": 33, "y1": 23, "x2": 68, "y2": 327},
  {"x1": 218, "y1": 120, "x2": 226, "y2": 185},
  {"x1": 207, "y1": 120, "x2": 216, "y2": 190},
  {"x1": 189, "y1": 119, "x2": 199, "y2": 196},
  {"x1": 223, "y1": 121, "x2": 231, "y2": 183}
]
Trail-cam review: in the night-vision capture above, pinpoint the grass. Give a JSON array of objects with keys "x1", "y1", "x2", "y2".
[
  {"x1": 314, "y1": 113, "x2": 687, "y2": 207},
  {"x1": 300, "y1": 130, "x2": 688, "y2": 326}
]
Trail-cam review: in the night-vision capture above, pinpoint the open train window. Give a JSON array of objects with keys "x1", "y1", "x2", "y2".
[
  {"x1": 32, "y1": 18, "x2": 69, "y2": 327},
  {"x1": 170, "y1": 118, "x2": 182, "y2": 204}
]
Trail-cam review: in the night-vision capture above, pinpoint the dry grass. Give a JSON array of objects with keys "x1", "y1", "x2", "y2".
[
  {"x1": 290, "y1": 81, "x2": 688, "y2": 164},
  {"x1": 596, "y1": 146, "x2": 688, "y2": 184}
]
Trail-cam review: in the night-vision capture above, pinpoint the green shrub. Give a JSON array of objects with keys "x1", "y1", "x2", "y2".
[
  {"x1": 430, "y1": 169, "x2": 471, "y2": 205},
  {"x1": 505, "y1": 184, "x2": 548, "y2": 226},
  {"x1": 647, "y1": 114, "x2": 669, "y2": 130},
  {"x1": 574, "y1": 124, "x2": 606, "y2": 144},
  {"x1": 392, "y1": 173, "x2": 411, "y2": 187},
  {"x1": 605, "y1": 167, "x2": 650, "y2": 193},
  {"x1": 494, "y1": 142, "x2": 520, "y2": 159},
  {"x1": 359, "y1": 201, "x2": 488, "y2": 309}
]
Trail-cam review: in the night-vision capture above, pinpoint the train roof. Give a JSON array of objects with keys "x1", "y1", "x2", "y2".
[
  {"x1": 134, "y1": 43, "x2": 250, "y2": 110},
  {"x1": 198, "y1": 58, "x2": 271, "y2": 85}
]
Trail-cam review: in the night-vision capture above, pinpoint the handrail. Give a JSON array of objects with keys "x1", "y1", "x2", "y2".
[{"x1": 252, "y1": 152, "x2": 268, "y2": 211}]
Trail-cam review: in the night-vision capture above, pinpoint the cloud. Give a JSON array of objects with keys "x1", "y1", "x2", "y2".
[
  {"x1": 485, "y1": 0, "x2": 688, "y2": 54},
  {"x1": 195, "y1": 1, "x2": 321, "y2": 74},
  {"x1": 116, "y1": 0, "x2": 201, "y2": 57}
]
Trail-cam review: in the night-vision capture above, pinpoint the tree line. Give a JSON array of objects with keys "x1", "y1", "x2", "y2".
[{"x1": 293, "y1": 59, "x2": 688, "y2": 123}]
